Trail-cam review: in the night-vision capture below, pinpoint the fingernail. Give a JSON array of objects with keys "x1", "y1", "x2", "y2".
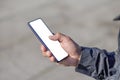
[{"x1": 49, "y1": 35, "x2": 52, "y2": 38}]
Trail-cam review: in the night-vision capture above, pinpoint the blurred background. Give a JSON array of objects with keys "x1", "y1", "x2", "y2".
[{"x1": 0, "y1": 0, "x2": 120, "y2": 80}]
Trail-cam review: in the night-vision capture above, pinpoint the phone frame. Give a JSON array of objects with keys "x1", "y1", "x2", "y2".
[{"x1": 28, "y1": 18, "x2": 68, "y2": 62}]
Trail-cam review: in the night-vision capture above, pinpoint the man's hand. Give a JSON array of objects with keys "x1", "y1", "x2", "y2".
[{"x1": 40, "y1": 33, "x2": 81, "y2": 67}]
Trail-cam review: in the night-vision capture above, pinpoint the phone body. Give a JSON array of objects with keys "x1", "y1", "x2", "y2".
[{"x1": 28, "y1": 18, "x2": 68, "y2": 62}]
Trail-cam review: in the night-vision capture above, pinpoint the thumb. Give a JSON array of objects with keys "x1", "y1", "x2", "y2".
[{"x1": 49, "y1": 33, "x2": 65, "y2": 42}]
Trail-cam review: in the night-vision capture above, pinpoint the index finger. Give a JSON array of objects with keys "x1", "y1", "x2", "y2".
[{"x1": 41, "y1": 45, "x2": 47, "y2": 52}]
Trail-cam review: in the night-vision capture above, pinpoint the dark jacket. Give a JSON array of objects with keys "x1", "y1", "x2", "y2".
[
  {"x1": 76, "y1": 17, "x2": 120, "y2": 80},
  {"x1": 75, "y1": 47, "x2": 119, "y2": 80}
]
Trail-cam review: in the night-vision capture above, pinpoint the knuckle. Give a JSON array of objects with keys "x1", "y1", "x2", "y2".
[
  {"x1": 66, "y1": 35, "x2": 71, "y2": 40},
  {"x1": 56, "y1": 32, "x2": 61, "y2": 37},
  {"x1": 55, "y1": 32, "x2": 62, "y2": 40}
]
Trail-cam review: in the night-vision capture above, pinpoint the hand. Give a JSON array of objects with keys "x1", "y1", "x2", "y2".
[{"x1": 40, "y1": 33, "x2": 81, "y2": 67}]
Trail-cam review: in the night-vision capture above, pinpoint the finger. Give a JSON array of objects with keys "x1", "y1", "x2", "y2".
[
  {"x1": 40, "y1": 45, "x2": 47, "y2": 57},
  {"x1": 41, "y1": 45, "x2": 47, "y2": 52},
  {"x1": 49, "y1": 56, "x2": 56, "y2": 62},
  {"x1": 49, "y1": 32, "x2": 66, "y2": 42},
  {"x1": 42, "y1": 51, "x2": 47, "y2": 57},
  {"x1": 46, "y1": 51, "x2": 53, "y2": 57}
]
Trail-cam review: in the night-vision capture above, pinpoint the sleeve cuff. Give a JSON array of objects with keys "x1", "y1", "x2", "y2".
[{"x1": 75, "y1": 47, "x2": 99, "y2": 76}]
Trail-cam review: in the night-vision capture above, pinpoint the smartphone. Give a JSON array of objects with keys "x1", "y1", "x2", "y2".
[{"x1": 28, "y1": 18, "x2": 68, "y2": 62}]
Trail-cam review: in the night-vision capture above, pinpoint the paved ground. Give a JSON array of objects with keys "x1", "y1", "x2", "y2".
[{"x1": 0, "y1": 0, "x2": 120, "y2": 80}]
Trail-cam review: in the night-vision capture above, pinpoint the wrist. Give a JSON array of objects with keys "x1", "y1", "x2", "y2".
[
  {"x1": 75, "y1": 46, "x2": 82, "y2": 67},
  {"x1": 74, "y1": 53, "x2": 81, "y2": 67}
]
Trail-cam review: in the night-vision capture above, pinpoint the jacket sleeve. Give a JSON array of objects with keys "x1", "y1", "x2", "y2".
[{"x1": 75, "y1": 47, "x2": 116, "y2": 80}]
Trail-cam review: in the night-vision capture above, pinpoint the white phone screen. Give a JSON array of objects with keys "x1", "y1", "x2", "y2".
[{"x1": 28, "y1": 19, "x2": 68, "y2": 61}]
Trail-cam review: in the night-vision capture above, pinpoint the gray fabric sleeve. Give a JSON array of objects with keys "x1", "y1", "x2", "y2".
[{"x1": 75, "y1": 47, "x2": 116, "y2": 80}]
